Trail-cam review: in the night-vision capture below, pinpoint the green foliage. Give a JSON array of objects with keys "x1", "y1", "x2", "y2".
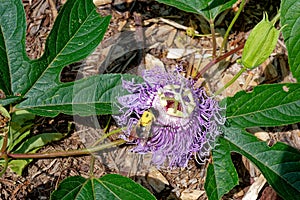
[
  {"x1": 0, "y1": 0, "x2": 144, "y2": 179},
  {"x1": 205, "y1": 83, "x2": 300, "y2": 199},
  {"x1": 204, "y1": 137, "x2": 238, "y2": 200},
  {"x1": 242, "y1": 13, "x2": 280, "y2": 69},
  {"x1": 281, "y1": 0, "x2": 300, "y2": 81},
  {"x1": 0, "y1": 110, "x2": 65, "y2": 175},
  {"x1": 18, "y1": 73, "x2": 141, "y2": 117},
  {"x1": 206, "y1": 129, "x2": 300, "y2": 200},
  {"x1": 0, "y1": 0, "x2": 109, "y2": 100},
  {"x1": 9, "y1": 132, "x2": 65, "y2": 175},
  {"x1": 225, "y1": 83, "x2": 300, "y2": 128},
  {"x1": 0, "y1": 0, "x2": 140, "y2": 117},
  {"x1": 225, "y1": 128, "x2": 300, "y2": 199},
  {"x1": 156, "y1": 0, "x2": 237, "y2": 21},
  {"x1": 51, "y1": 174, "x2": 156, "y2": 200}
]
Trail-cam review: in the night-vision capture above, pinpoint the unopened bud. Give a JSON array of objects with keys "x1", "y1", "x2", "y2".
[{"x1": 242, "y1": 13, "x2": 280, "y2": 69}]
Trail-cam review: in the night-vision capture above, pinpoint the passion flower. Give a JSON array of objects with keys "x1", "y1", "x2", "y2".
[{"x1": 114, "y1": 67, "x2": 225, "y2": 167}]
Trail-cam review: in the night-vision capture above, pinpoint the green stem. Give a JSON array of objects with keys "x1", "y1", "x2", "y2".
[
  {"x1": 103, "y1": 116, "x2": 111, "y2": 133},
  {"x1": 7, "y1": 139, "x2": 125, "y2": 159},
  {"x1": 215, "y1": 66, "x2": 247, "y2": 96},
  {"x1": 271, "y1": 11, "x2": 280, "y2": 25},
  {"x1": 92, "y1": 128, "x2": 125, "y2": 147},
  {"x1": 219, "y1": 0, "x2": 246, "y2": 55},
  {"x1": 209, "y1": 20, "x2": 217, "y2": 58}
]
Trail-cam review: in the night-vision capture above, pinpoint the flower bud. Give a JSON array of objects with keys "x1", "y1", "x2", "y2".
[{"x1": 242, "y1": 13, "x2": 280, "y2": 69}]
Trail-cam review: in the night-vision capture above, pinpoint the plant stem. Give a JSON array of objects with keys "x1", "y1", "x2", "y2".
[
  {"x1": 103, "y1": 116, "x2": 111, "y2": 133},
  {"x1": 0, "y1": 154, "x2": 8, "y2": 176},
  {"x1": 271, "y1": 11, "x2": 280, "y2": 25},
  {"x1": 209, "y1": 20, "x2": 217, "y2": 58},
  {"x1": 214, "y1": 66, "x2": 247, "y2": 96},
  {"x1": 92, "y1": 128, "x2": 125, "y2": 147},
  {"x1": 0, "y1": 129, "x2": 8, "y2": 153},
  {"x1": 219, "y1": 0, "x2": 246, "y2": 56},
  {"x1": 0, "y1": 141, "x2": 8, "y2": 176},
  {"x1": 89, "y1": 155, "x2": 95, "y2": 177},
  {"x1": 7, "y1": 139, "x2": 125, "y2": 159},
  {"x1": 194, "y1": 43, "x2": 244, "y2": 80}
]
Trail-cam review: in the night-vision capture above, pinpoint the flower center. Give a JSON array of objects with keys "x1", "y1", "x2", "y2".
[{"x1": 158, "y1": 84, "x2": 196, "y2": 118}]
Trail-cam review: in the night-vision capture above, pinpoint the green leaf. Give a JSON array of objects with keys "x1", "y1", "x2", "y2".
[
  {"x1": 281, "y1": 0, "x2": 300, "y2": 81},
  {"x1": 0, "y1": 96, "x2": 22, "y2": 106},
  {"x1": 51, "y1": 174, "x2": 156, "y2": 200},
  {"x1": 9, "y1": 129, "x2": 31, "y2": 152},
  {"x1": 8, "y1": 132, "x2": 64, "y2": 175},
  {"x1": 0, "y1": 105, "x2": 10, "y2": 121},
  {"x1": 0, "y1": 0, "x2": 30, "y2": 96},
  {"x1": 156, "y1": 0, "x2": 237, "y2": 21},
  {"x1": 242, "y1": 13, "x2": 280, "y2": 69},
  {"x1": 18, "y1": 74, "x2": 142, "y2": 117},
  {"x1": 0, "y1": 109, "x2": 34, "y2": 152},
  {"x1": 0, "y1": 0, "x2": 110, "y2": 107},
  {"x1": 15, "y1": 132, "x2": 64, "y2": 153},
  {"x1": 51, "y1": 176, "x2": 87, "y2": 199},
  {"x1": 9, "y1": 159, "x2": 31, "y2": 176},
  {"x1": 205, "y1": 137, "x2": 238, "y2": 200},
  {"x1": 23, "y1": 0, "x2": 111, "y2": 98},
  {"x1": 225, "y1": 83, "x2": 300, "y2": 128},
  {"x1": 8, "y1": 110, "x2": 35, "y2": 150},
  {"x1": 220, "y1": 127, "x2": 300, "y2": 199}
]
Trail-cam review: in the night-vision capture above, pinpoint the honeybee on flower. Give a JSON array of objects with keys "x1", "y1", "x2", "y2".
[{"x1": 114, "y1": 66, "x2": 225, "y2": 168}]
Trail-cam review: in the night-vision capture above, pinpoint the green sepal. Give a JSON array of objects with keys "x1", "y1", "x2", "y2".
[{"x1": 242, "y1": 13, "x2": 280, "y2": 69}]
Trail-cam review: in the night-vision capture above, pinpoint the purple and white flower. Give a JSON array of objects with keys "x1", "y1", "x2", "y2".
[{"x1": 114, "y1": 67, "x2": 225, "y2": 167}]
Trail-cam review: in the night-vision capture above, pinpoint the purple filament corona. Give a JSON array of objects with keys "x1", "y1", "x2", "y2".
[{"x1": 114, "y1": 67, "x2": 225, "y2": 168}]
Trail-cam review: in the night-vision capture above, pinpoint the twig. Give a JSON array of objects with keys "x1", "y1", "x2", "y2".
[
  {"x1": 194, "y1": 43, "x2": 245, "y2": 80},
  {"x1": 7, "y1": 140, "x2": 125, "y2": 159},
  {"x1": 159, "y1": 17, "x2": 200, "y2": 34}
]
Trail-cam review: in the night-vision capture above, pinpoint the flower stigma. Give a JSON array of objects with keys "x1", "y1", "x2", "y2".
[{"x1": 114, "y1": 67, "x2": 225, "y2": 168}]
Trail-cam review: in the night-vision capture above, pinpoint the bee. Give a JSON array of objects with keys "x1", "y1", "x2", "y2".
[
  {"x1": 139, "y1": 110, "x2": 155, "y2": 127},
  {"x1": 129, "y1": 109, "x2": 156, "y2": 141}
]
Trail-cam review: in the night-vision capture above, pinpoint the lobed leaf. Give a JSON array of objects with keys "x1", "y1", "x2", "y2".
[
  {"x1": 0, "y1": 0, "x2": 111, "y2": 111},
  {"x1": 221, "y1": 127, "x2": 300, "y2": 199},
  {"x1": 0, "y1": 0, "x2": 30, "y2": 96},
  {"x1": 225, "y1": 83, "x2": 300, "y2": 128},
  {"x1": 23, "y1": 0, "x2": 111, "y2": 98},
  {"x1": 281, "y1": 0, "x2": 300, "y2": 81},
  {"x1": 156, "y1": 0, "x2": 237, "y2": 21},
  {"x1": 18, "y1": 74, "x2": 142, "y2": 117},
  {"x1": 51, "y1": 174, "x2": 156, "y2": 200},
  {"x1": 205, "y1": 137, "x2": 239, "y2": 200}
]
